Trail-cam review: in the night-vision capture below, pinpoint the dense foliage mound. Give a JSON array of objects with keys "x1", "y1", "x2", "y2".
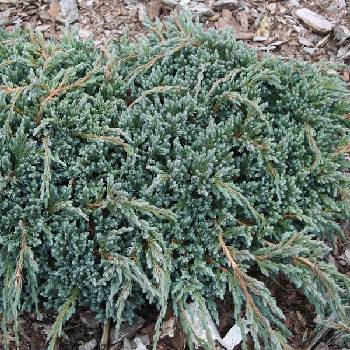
[{"x1": 1, "y1": 14, "x2": 350, "y2": 350}]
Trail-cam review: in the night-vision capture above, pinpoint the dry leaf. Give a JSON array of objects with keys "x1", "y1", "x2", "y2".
[
  {"x1": 48, "y1": 1, "x2": 60, "y2": 18},
  {"x1": 147, "y1": 0, "x2": 161, "y2": 21},
  {"x1": 238, "y1": 10, "x2": 249, "y2": 31},
  {"x1": 160, "y1": 317, "x2": 176, "y2": 338},
  {"x1": 256, "y1": 15, "x2": 271, "y2": 37}
]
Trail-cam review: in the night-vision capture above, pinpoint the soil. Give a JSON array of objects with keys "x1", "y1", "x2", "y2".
[{"x1": 0, "y1": 0, "x2": 349, "y2": 349}]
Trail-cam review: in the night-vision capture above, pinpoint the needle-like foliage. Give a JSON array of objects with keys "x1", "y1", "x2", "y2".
[{"x1": 0, "y1": 13, "x2": 349, "y2": 350}]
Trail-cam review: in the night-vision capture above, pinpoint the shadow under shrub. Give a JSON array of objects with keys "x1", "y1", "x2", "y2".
[{"x1": 0, "y1": 13, "x2": 350, "y2": 350}]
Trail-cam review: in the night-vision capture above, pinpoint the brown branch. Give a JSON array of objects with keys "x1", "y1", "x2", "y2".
[
  {"x1": 100, "y1": 318, "x2": 111, "y2": 350},
  {"x1": 336, "y1": 142, "x2": 350, "y2": 154},
  {"x1": 15, "y1": 222, "x2": 27, "y2": 290},
  {"x1": 87, "y1": 201, "x2": 104, "y2": 209},
  {"x1": 35, "y1": 63, "x2": 101, "y2": 125},
  {"x1": 218, "y1": 232, "x2": 262, "y2": 319},
  {"x1": 75, "y1": 133, "x2": 129, "y2": 152},
  {"x1": 0, "y1": 85, "x2": 27, "y2": 94},
  {"x1": 218, "y1": 233, "x2": 237, "y2": 269},
  {"x1": 293, "y1": 256, "x2": 329, "y2": 286}
]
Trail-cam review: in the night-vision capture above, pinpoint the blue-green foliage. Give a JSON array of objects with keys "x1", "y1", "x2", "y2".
[{"x1": 1, "y1": 14, "x2": 349, "y2": 350}]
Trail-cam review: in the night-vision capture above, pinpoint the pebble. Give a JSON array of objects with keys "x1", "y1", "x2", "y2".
[
  {"x1": 146, "y1": 0, "x2": 161, "y2": 21},
  {"x1": 137, "y1": 3, "x2": 147, "y2": 22},
  {"x1": 78, "y1": 28, "x2": 92, "y2": 39},
  {"x1": 295, "y1": 8, "x2": 334, "y2": 34},
  {"x1": 253, "y1": 35, "x2": 269, "y2": 42},
  {"x1": 222, "y1": 8, "x2": 232, "y2": 19},
  {"x1": 78, "y1": 339, "x2": 97, "y2": 350},
  {"x1": 79, "y1": 311, "x2": 99, "y2": 329},
  {"x1": 212, "y1": 0, "x2": 238, "y2": 11},
  {"x1": 123, "y1": 338, "x2": 133, "y2": 350},
  {"x1": 0, "y1": 14, "x2": 9, "y2": 25},
  {"x1": 160, "y1": 317, "x2": 176, "y2": 338},
  {"x1": 298, "y1": 36, "x2": 314, "y2": 47},
  {"x1": 186, "y1": 2, "x2": 213, "y2": 17},
  {"x1": 57, "y1": 0, "x2": 79, "y2": 24},
  {"x1": 286, "y1": 0, "x2": 300, "y2": 9},
  {"x1": 35, "y1": 24, "x2": 52, "y2": 32},
  {"x1": 303, "y1": 46, "x2": 316, "y2": 55},
  {"x1": 208, "y1": 14, "x2": 220, "y2": 22},
  {"x1": 160, "y1": 0, "x2": 212, "y2": 18},
  {"x1": 334, "y1": 24, "x2": 350, "y2": 44},
  {"x1": 161, "y1": 0, "x2": 178, "y2": 7}
]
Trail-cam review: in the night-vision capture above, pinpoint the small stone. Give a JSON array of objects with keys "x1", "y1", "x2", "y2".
[
  {"x1": 222, "y1": 9, "x2": 232, "y2": 19},
  {"x1": 48, "y1": 1, "x2": 60, "y2": 18},
  {"x1": 289, "y1": 39, "x2": 301, "y2": 46},
  {"x1": 0, "y1": 9, "x2": 11, "y2": 18},
  {"x1": 269, "y1": 40, "x2": 284, "y2": 46},
  {"x1": 279, "y1": 5, "x2": 288, "y2": 15},
  {"x1": 328, "y1": 255, "x2": 337, "y2": 267},
  {"x1": 237, "y1": 10, "x2": 249, "y2": 31},
  {"x1": 36, "y1": 313, "x2": 44, "y2": 321},
  {"x1": 128, "y1": 7, "x2": 138, "y2": 18},
  {"x1": 123, "y1": 338, "x2": 132, "y2": 350},
  {"x1": 304, "y1": 47, "x2": 316, "y2": 55},
  {"x1": 315, "y1": 342, "x2": 329, "y2": 350},
  {"x1": 334, "y1": 24, "x2": 350, "y2": 44},
  {"x1": 298, "y1": 36, "x2": 314, "y2": 46},
  {"x1": 160, "y1": 317, "x2": 176, "y2": 338},
  {"x1": 327, "y1": 0, "x2": 346, "y2": 15},
  {"x1": 286, "y1": 0, "x2": 300, "y2": 9},
  {"x1": 78, "y1": 29, "x2": 92, "y2": 39},
  {"x1": 161, "y1": 0, "x2": 178, "y2": 7},
  {"x1": 337, "y1": 43, "x2": 350, "y2": 60},
  {"x1": 339, "y1": 258, "x2": 347, "y2": 267},
  {"x1": 162, "y1": 0, "x2": 212, "y2": 18},
  {"x1": 147, "y1": 0, "x2": 161, "y2": 21},
  {"x1": 78, "y1": 339, "x2": 97, "y2": 350},
  {"x1": 0, "y1": 10, "x2": 10, "y2": 26},
  {"x1": 208, "y1": 14, "x2": 219, "y2": 22},
  {"x1": 124, "y1": 0, "x2": 139, "y2": 5},
  {"x1": 217, "y1": 17, "x2": 231, "y2": 29},
  {"x1": 235, "y1": 32, "x2": 254, "y2": 40},
  {"x1": 79, "y1": 311, "x2": 99, "y2": 329},
  {"x1": 39, "y1": 10, "x2": 51, "y2": 21},
  {"x1": 138, "y1": 335, "x2": 150, "y2": 346},
  {"x1": 212, "y1": 0, "x2": 238, "y2": 11},
  {"x1": 104, "y1": 13, "x2": 113, "y2": 23},
  {"x1": 36, "y1": 24, "x2": 52, "y2": 32},
  {"x1": 267, "y1": 2, "x2": 277, "y2": 14},
  {"x1": 132, "y1": 335, "x2": 150, "y2": 350},
  {"x1": 295, "y1": 8, "x2": 334, "y2": 34},
  {"x1": 110, "y1": 317, "x2": 145, "y2": 344},
  {"x1": 221, "y1": 324, "x2": 242, "y2": 350},
  {"x1": 57, "y1": 0, "x2": 79, "y2": 24},
  {"x1": 185, "y1": 303, "x2": 222, "y2": 347},
  {"x1": 120, "y1": 6, "x2": 129, "y2": 16},
  {"x1": 343, "y1": 69, "x2": 350, "y2": 81},
  {"x1": 137, "y1": 3, "x2": 147, "y2": 22},
  {"x1": 187, "y1": 3, "x2": 213, "y2": 18},
  {"x1": 133, "y1": 338, "x2": 147, "y2": 350},
  {"x1": 253, "y1": 35, "x2": 269, "y2": 42}
]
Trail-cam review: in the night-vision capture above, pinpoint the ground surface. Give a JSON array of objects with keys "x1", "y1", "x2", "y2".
[{"x1": 0, "y1": 0, "x2": 350, "y2": 349}]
